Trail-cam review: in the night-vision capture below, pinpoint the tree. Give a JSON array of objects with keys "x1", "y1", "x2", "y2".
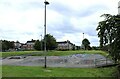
[
  {"x1": 96, "y1": 14, "x2": 120, "y2": 63},
  {"x1": 2, "y1": 40, "x2": 8, "y2": 51},
  {"x1": 34, "y1": 40, "x2": 41, "y2": 50},
  {"x1": 1, "y1": 40, "x2": 15, "y2": 51},
  {"x1": 82, "y1": 38, "x2": 90, "y2": 50},
  {"x1": 44, "y1": 34, "x2": 57, "y2": 50},
  {"x1": 72, "y1": 44, "x2": 76, "y2": 50},
  {"x1": 9, "y1": 41, "x2": 14, "y2": 49},
  {"x1": 34, "y1": 34, "x2": 57, "y2": 51}
]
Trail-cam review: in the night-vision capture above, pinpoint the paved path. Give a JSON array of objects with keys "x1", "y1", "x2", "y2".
[{"x1": 1, "y1": 54, "x2": 114, "y2": 68}]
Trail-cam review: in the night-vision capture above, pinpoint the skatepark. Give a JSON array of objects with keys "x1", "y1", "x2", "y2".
[{"x1": 2, "y1": 54, "x2": 113, "y2": 68}]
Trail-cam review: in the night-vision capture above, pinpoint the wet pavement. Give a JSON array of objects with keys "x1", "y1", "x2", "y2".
[{"x1": 1, "y1": 54, "x2": 114, "y2": 68}]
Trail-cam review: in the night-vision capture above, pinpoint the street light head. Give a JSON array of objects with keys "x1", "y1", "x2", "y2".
[{"x1": 44, "y1": 1, "x2": 49, "y2": 5}]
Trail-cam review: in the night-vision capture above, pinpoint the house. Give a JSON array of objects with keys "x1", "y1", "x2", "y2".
[
  {"x1": 21, "y1": 44, "x2": 27, "y2": 50},
  {"x1": 20, "y1": 39, "x2": 36, "y2": 50},
  {"x1": 14, "y1": 41, "x2": 22, "y2": 50},
  {"x1": 26, "y1": 39, "x2": 36, "y2": 50},
  {"x1": 57, "y1": 40, "x2": 75, "y2": 50},
  {"x1": 13, "y1": 39, "x2": 80, "y2": 51}
]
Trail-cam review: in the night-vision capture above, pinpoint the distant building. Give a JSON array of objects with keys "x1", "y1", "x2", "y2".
[
  {"x1": 118, "y1": 1, "x2": 120, "y2": 14},
  {"x1": 26, "y1": 39, "x2": 36, "y2": 50},
  {"x1": 12, "y1": 39, "x2": 81, "y2": 51},
  {"x1": 14, "y1": 41, "x2": 22, "y2": 50},
  {"x1": 21, "y1": 44, "x2": 27, "y2": 50},
  {"x1": 57, "y1": 40, "x2": 75, "y2": 50},
  {"x1": 20, "y1": 39, "x2": 36, "y2": 50}
]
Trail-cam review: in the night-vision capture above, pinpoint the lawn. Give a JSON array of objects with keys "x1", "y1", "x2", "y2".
[
  {"x1": 45, "y1": 50, "x2": 108, "y2": 56},
  {"x1": 2, "y1": 50, "x2": 116, "y2": 78},
  {"x1": 2, "y1": 65, "x2": 116, "y2": 77},
  {"x1": 0, "y1": 65, "x2": 1, "y2": 78},
  {"x1": 0, "y1": 50, "x2": 108, "y2": 57},
  {"x1": 0, "y1": 51, "x2": 41, "y2": 57}
]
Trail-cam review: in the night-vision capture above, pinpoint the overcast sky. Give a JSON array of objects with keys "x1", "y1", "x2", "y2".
[{"x1": 0, "y1": 0, "x2": 119, "y2": 46}]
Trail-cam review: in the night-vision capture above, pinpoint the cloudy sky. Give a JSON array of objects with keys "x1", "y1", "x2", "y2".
[{"x1": 0, "y1": 0, "x2": 119, "y2": 46}]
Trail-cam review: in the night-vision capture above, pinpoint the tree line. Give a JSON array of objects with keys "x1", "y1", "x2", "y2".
[
  {"x1": 0, "y1": 34, "x2": 57, "y2": 51},
  {"x1": 0, "y1": 34, "x2": 97, "y2": 52}
]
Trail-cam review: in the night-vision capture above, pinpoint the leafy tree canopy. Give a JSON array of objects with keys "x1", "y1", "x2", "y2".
[
  {"x1": 34, "y1": 40, "x2": 41, "y2": 50},
  {"x1": 1, "y1": 40, "x2": 15, "y2": 51},
  {"x1": 96, "y1": 14, "x2": 120, "y2": 63},
  {"x1": 82, "y1": 38, "x2": 90, "y2": 50},
  {"x1": 44, "y1": 34, "x2": 57, "y2": 50},
  {"x1": 34, "y1": 34, "x2": 57, "y2": 51}
]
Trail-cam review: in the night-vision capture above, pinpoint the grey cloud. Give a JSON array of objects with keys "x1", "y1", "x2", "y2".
[
  {"x1": 90, "y1": 37, "x2": 99, "y2": 46},
  {"x1": 49, "y1": 2, "x2": 72, "y2": 15},
  {"x1": 83, "y1": 26, "x2": 98, "y2": 36},
  {"x1": 76, "y1": 4, "x2": 109, "y2": 17},
  {"x1": 47, "y1": 4, "x2": 104, "y2": 39},
  {"x1": 49, "y1": 31, "x2": 65, "y2": 40},
  {"x1": 49, "y1": 2, "x2": 108, "y2": 18},
  {"x1": 0, "y1": 1, "x2": 12, "y2": 7},
  {"x1": 17, "y1": 2, "x2": 42, "y2": 11},
  {"x1": 22, "y1": 32, "x2": 34, "y2": 35},
  {"x1": 48, "y1": 17, "x2": 80, "y2": 34},
  {"x1": 2, "y1": 1, "x2": 43, "y2": 11},
  {"x1": 91, "y1": 38, "x2": 99, "y2": 43},
  {"x1": 47, "y1": 16, "x2": 81, "y2": 40}
]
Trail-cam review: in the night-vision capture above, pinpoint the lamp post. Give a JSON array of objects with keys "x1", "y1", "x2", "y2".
[
  {"x1": 83, "y1": 33, "x2": 84, "y2": 39},
  {"x1": 44, "y1": 0, "x2": 49, "y2": 68},
  {"x1": 40, "y1": 34, "x2": 42, "y2": 51},
  {"x1": 83, "y1": 33, "x2": 85, "y2": 50}
]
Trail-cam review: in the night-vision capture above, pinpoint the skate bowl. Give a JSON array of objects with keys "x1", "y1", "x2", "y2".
[{"x1": 2, "y1": 54, "x2": 114, "y2": 68}]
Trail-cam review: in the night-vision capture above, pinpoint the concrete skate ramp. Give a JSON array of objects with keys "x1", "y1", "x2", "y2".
[{"x1": 2, "y1": 54, "x2": 114, "y2": 68}]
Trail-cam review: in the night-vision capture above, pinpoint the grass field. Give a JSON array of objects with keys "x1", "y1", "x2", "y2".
[
  {"x1": 2, "y1": 65, "x2": 116, "y2": 77},
  {"x1": 2, "y1": 50, "x2": 116, "y2": 77},
  {"x1": 0, "y1": 66, "x2": 2, "y2": 78},
  {"x1": 0, "y1": 51, "x2": 41, "y2": 57},
  {"x1": 0, "y1": 50, "x2": 108, "y2": 57},
  {"x1": 43, "y1": 50, "x2": 108, "y2": 56}
]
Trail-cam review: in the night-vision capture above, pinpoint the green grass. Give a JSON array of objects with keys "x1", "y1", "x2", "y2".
[
  {"x1": 0, "y1": 50, "x2": 108, "y2": 57},
  {"x1": 45, "y1": 50, "x2": 107, "y2": 56},
  {"x1": 0, "y1": 65, "x2": 2, "y2": 78},
  {"x1": 0, "y1": 51, "x2": 41, "y2": 57},
  {"x1": 1, "y1": 50, "x2": 116, "y2": 77},
  {"x1": 2, "y1": 65, "x2": 116, "y2": 77}
]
